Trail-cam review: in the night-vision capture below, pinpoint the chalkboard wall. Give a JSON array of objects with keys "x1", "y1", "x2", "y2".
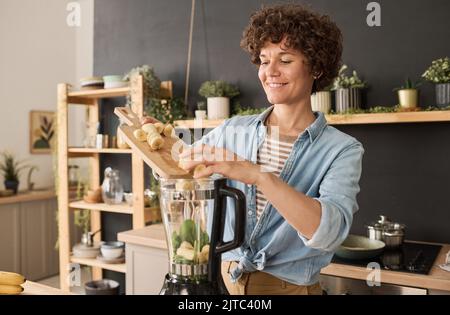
[{"x1": 94, "y1": 0, "x2": 450, "y2": 286}]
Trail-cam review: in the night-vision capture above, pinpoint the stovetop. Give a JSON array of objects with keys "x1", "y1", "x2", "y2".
[{"x1": 331, "y1": 241, "x2": 442, "y2": 275}]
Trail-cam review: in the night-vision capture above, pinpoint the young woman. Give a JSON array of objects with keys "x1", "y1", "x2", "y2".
[{"x1": 173, "y1": 4, "x2": 363, "y2": 295}]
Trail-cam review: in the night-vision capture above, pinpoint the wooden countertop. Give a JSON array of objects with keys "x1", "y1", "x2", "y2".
[
  {"x1": 0, "y1": 189, "x2": 56, "y2": 205},
  {"x1": 22, "y1": 281, "x2": 72, "y2": 295},
  {"x1": 119, "y1": 224, "x2": 450, "y2": 291},
  {"x1": 118, "y1": 223, "x2": 167, "y2": 250},
  {"x1": 322, "y1": 241, "x2": 450, "y2": 292}
]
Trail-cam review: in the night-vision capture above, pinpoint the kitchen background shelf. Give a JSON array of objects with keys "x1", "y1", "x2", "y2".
[
  {"x1": 68, "y1": 147, "x2": 132, "y2": 156},
  {"x1": 69, "y1": 200, "x2": 133, "y2": 214},
  {"x1": 174, "y1": 110, "x2": 450, "y2": 129},
  {"x1": 70, "y1": 256, "x2": 126, "y2": 273},
  {"x1": 57, "y1": 74, "x2": 170, "y2": 292}
]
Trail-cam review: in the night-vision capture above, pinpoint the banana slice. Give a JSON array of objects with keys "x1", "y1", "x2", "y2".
[
  {"x1": 142, "y1": 123, "x2": 157, "y2": 134},
  {"x1": 175, "y1": 179, "x2": 194, "y2": 191},
  {"x1": 154, "y1": 122, "x2": 165, "y2": 134},
  {"x1": 193, "y1": 164, "x2": 207, "y2": 178},
  {"x1": 148, "y1": 136, "x2": 164, "y2": 150},
  {"x1": 133, "y1": 129, "x2": 147, "y2": 142},
  {"x1": 163, "y1": 124, "x2": 175, "y2": 137}
]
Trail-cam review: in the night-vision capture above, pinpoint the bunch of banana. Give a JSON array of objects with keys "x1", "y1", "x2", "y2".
[{"x1": 0, "y1": 271, "x2": 26, "y2": 295}]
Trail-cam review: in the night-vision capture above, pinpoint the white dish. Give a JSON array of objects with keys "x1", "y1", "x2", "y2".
[{"x1": 104, "y1": 81, "x2": 128, "y2": 89}]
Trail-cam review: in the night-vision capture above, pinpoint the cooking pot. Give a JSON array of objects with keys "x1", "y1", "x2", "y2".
[{"x1": 366, "y1": 215, "x2": 406, "y2": 248}]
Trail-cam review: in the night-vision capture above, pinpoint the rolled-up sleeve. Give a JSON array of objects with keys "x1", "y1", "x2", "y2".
[{"x1": 298, "y1": 141, "x2": 364, "y2": 252}]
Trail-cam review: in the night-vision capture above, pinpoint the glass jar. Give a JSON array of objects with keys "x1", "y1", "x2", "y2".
[
  {"x1": 101, "y1": 167, "x2": 124, "y2": 205},
  {"x1": 68, "y1": 165, "x2": 79, "y2": 187}
]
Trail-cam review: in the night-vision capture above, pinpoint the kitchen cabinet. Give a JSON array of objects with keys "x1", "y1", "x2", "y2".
[
  {"x1": 118, "y1": 224, "x2": 168, "y2": 294},
  {"x1": 0, "y1": 190, "x2": 59, "y2": 281}
]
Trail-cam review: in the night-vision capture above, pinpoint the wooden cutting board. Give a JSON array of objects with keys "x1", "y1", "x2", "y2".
[{"x1": 114, "y1": 107, "x2": 192, "y2": 179}]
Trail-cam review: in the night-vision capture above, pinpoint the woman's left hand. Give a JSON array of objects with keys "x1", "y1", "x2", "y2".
[{"x1": 179, "y1": 144, "x2": 261, "y2": 185}]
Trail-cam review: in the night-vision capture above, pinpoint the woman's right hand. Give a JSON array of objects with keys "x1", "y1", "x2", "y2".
[{"x1": 140, "y1": 115, "x2": 161, "y2": 125}]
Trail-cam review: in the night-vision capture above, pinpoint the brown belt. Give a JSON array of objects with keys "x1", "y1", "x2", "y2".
[{"x1": 221, "y1": 261, "x2": 322, "y2": 295}]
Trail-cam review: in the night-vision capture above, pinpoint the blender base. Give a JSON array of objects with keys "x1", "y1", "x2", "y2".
[{"x1": 159, "y1": 274, "x2": 228, "y2": 295}]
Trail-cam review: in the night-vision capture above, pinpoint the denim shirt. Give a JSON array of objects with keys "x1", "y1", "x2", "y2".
[{"x1": 198, "y1": 107, "x2": 364, "y2": 285}]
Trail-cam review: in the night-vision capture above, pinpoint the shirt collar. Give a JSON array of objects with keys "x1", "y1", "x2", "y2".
[{"x1": 255, "y1": 106, "x2": 328, "y2": 143}]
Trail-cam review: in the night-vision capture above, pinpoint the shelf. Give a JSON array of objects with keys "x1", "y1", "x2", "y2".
[
  {"x1": 70, "y1": 256, "x2": 126, "y2": 273},
  {"x1": 67, "y1": 87, "x2": 130, "y2": 104},
  {"x1": 174, "y1": 119, "x2": 225, "y2": 129},
  {"x1": 68, "y1": 147, "x2": 132, "y2": 157},
  {"x1": 69, "y1": 200, "x2": 133, "y2": 214},
  {"x1": 174, "y1": 110, "x2": 450, "y2": 129},
  {"x1": 325, "y1": 110, "x2": 450, "y2": 125}
]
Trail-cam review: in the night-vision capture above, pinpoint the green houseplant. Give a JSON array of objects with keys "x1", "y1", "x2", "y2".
[
  {"x1": 422, "y1": 57, "x2": 450, "y2": 108},
  {"x1": 124, "y1": 65, "x2": 186, "y2": 123},
  {"x1": 331, "y1": 65, "x2": 367, "y2": 113},
  {"x1": 393, "y1": 78, "x2": 422, "y2": 109},
  {"x1": 0, "y1": 151, "x2": 29, "y2": 194},
  {"x1": 198, "y1": 80, "x2": 239, "y2": 119}
]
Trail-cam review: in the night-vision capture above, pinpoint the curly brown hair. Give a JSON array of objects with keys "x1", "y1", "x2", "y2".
[{"x1": 240, "y1": 4, "x2": 343, "y2": 93}]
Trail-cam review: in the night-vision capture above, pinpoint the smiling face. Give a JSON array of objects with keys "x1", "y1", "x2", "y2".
[{"x1": 258, "y1": 39, "x2": 314, "y2": 106}]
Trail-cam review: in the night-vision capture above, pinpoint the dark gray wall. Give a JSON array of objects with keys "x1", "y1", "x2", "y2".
[{"x1": 94, "y1": 0, "x2": 450, "y2": 284}]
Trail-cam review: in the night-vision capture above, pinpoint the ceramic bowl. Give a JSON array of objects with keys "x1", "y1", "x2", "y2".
[
  {"x1": 102, "y1": 75, "x2": 124, "y2": 82},
  {"x1": 335, "y1": 234, "x2": 385, "y2": 260},
  {"x1": 100, "y1": 241, "x2": 125, "y2": 259},
  {"x1": 85, "y1": 279, "x2": 119, "y2": 295}
]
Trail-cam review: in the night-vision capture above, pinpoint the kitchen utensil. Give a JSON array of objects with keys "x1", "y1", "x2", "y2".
[
  {"x1": 382, "y1": 224, "x2": 405, "y2": 248},
  {"x1": 96, "y1": 254, "x2": 125, "y2": 264},
  {"x1": 335, "y1": 234, "x2": 385, "y2": 260},
  {"x1": 85, "y1": 279, "x2": 119, "y2": 295},
  {"x1": 114, "y1": 107, "x2": 191, "y2": 179},
  {"x1": 100, "y1": 241, "x2": 125, "y2": 259},
  {"x1": 81, "y1": 229, "x2": 101, "y2": 247},
  {"x1": 366, "y1": 215, "x2": 406, "y2": 248},
  {"x1": 159, "y1": 177, "x2": 246, "y2": 295},
  {"x1": 72, "y1": 243, "x2": 101, "y2": 258},
  {"x1": 101, "y1": 167, "x2": 124, "y2": 205}
]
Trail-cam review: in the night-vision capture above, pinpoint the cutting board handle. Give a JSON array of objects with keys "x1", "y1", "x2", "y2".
[{"x1": 114, "y1": 107, "x2": 140, "y2": 127}]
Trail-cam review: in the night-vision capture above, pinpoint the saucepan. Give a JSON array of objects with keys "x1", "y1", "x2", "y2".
[{"x1": 366, "y1": 215, "x2": 406, "y2": 249}]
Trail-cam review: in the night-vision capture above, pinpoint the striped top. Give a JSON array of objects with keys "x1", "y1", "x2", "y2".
[{"x1": 256, "y1": 128, "x2": 297, "y2": 219}]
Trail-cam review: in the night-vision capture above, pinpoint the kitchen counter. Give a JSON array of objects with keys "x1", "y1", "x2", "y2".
[
  {"x1": 119, "y1": 224, "x2": 450, "y2": 292},
  {"x1": 22, "y1": 281, "x2": 72, "y2": 295},
  {"x1": 0, "y1": 189, "x2": 55, "y2": 206}
]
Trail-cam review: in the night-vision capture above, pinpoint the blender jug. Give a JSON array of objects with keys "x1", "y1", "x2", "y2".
[{"x1": 159, "y1": 177, "x2": 246, "y2": 295}]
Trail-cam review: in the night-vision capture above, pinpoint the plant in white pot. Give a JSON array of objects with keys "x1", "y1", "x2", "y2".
[
  {"x1": 331, "y1": 65, "x2": 367, "y2": 113},
  {"x1": 198, "y1": 80, "x2": 240, "y2": 119},
  {"x1": 310, "y1": 84, "x2": 332, "y2": 114},
  {"x1": 422, "y1": 57, "x2": 450, "y2": 108},
  {"x1": 393, "y1": 78, "x2": 422, "y2": 110}
]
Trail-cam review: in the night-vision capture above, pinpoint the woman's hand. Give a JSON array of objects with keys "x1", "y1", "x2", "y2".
[
  {"x1": 140, "y1": 115, "x2": 161, "y2": 125},
  {"x1": 179, "y1": 144, "x2": 262, "y2": 185}
]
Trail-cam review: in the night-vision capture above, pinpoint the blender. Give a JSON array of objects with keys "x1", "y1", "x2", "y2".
[{"x1": 159, "y1": 177, "x2": 246, "y2": 295}]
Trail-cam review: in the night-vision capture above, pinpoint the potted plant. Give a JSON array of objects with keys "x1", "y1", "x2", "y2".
[
  {"x1": 0, "y1": 151, "x2": 29, "y2": 194},
  {"x1": 195, "y1": 101, "x2": 207, "y2": 120},
  {"x1": 393, "y1": 78, "x2": 422, "y2": 110},
  {"x1": 311, "y1": 84, "x2": 332, "y2": 114},
  {"x1": 422, "y1": 57, "x2": 450, "y2": 108},
  {"x1": 331, "y1": 65, "x2": 367, "y2": 113},
  {"x1": 198, "y1": 80, "x2": 240, "y2": 119}
]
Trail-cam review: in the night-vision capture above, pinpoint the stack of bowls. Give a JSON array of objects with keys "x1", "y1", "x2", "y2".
[
  {"x1": 80, "y1": 76, "x2": 104, "y2": 90},
  {"x1": 103, "y1": 75, "x2": 128, "y2": 89}
]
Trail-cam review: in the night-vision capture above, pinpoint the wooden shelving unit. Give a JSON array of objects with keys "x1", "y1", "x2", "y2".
[
  {"x1": 69, "y1": 200, "x2": 134, "y2": 214},
  {"x1": 70, "y1": 256, "x2": 126, "y2": 273},
  {"x1": 174, "y1": 110, "x2": 450, "y2": 129},
  {"x1": 57, "y1": 75, "x2": 153, "y2": 292}
]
